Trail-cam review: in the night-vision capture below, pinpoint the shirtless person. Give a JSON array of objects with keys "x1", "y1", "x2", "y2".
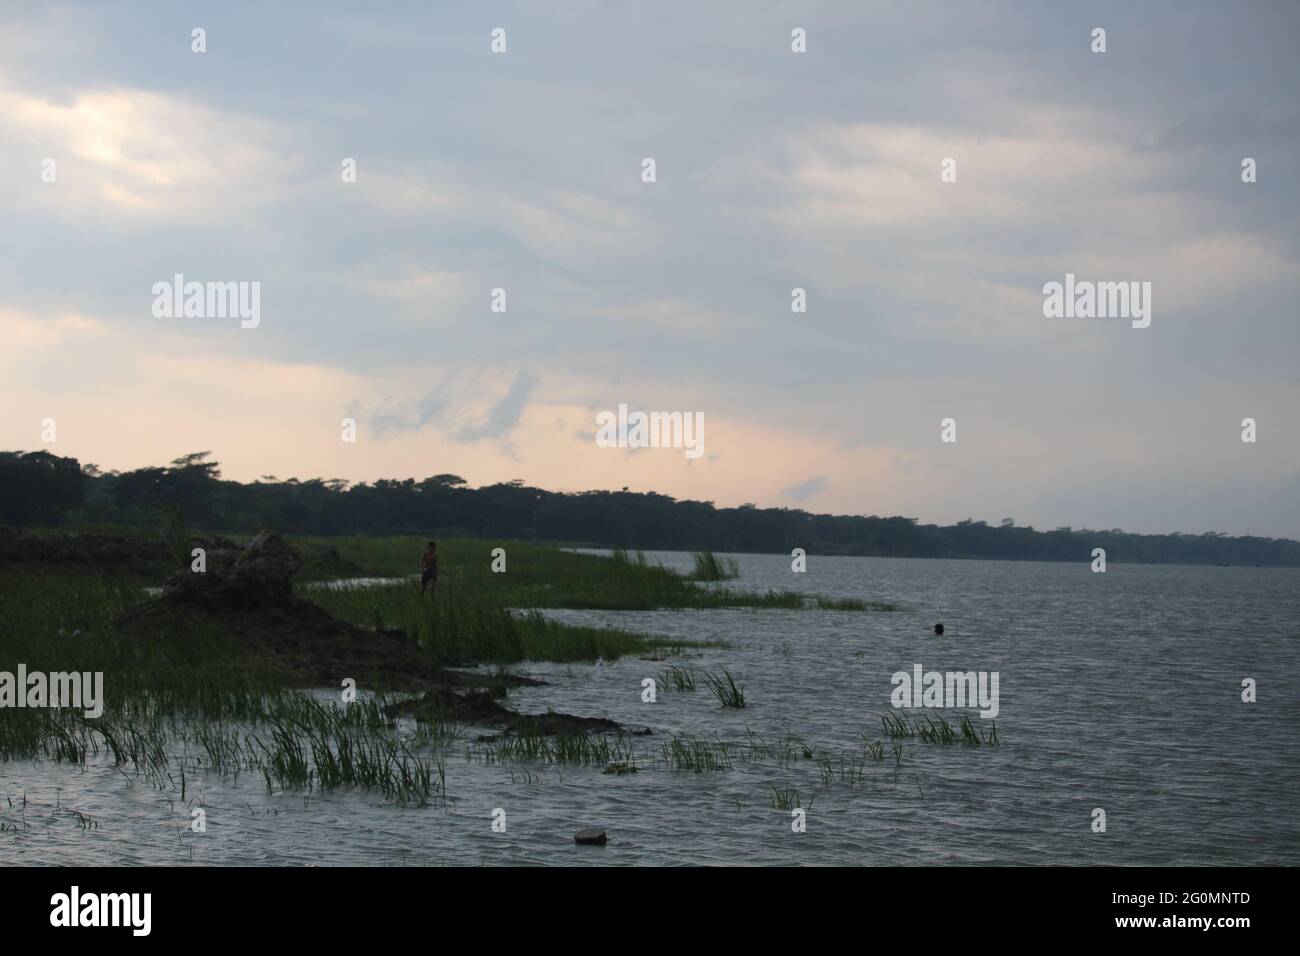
[{"x1": 420, "y1": 541, "x2": 438, "y2": 595}]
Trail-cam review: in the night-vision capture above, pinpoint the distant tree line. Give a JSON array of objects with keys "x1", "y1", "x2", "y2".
[{"x1": 3, "y1": 450, "x2": 1299, "y2": 567}]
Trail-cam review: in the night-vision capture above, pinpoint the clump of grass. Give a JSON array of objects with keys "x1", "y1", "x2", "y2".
[
  {"x1": 915, "y1": 714, "x2": 960, "y2": 744},
  {"x1": 515, "y1": 611, "x2": 683, "y2": 663},
  {"x1": 207, "y1": 695, "x2": 444, "y2": 806},
  {"x1": 813, "y1": 596, "x2": 903, "y2": 611},
  {"x1": 818, "y1": 754, "x2": 867, "y2": 785},
  {"x1": 661, "y1": 733, "x2": 733, "y2": 771},
  {"x1": 880, "y1": 712, "x2": 999, "y2": 746},
  {"x1": 737, "y1": 729, "x2": 805, "y2": 766},
  {"x1": 658, "y1": 662, "x2": 697, "y2": 691},
  {"x1": 754, "y1": 589, "x2": 806, "y2": 608},
  {"x1": 881, "y1": 712, "x2": 913, "y2": 739},
  {"x1": 308, "y1": 581, "x2": 708, "y2": 664},
  {"x1": 475, "y1": 730, "x2": 642, "y2": 768},
  {"x1": 961, "y1": 716, "x2": 999, "y2": 746},
  {"x1": 611, "y1": 548, "x2": 651, "y2": 568},
  {"x1": 689, "y1": 550, "x2": 739, "y2": 581},
  {"x1": 769, "y1": 786, "x2": 811, "y2": 810},
  {"x1": 702, "y1": 668, "x2": 746, "y2": 708}
]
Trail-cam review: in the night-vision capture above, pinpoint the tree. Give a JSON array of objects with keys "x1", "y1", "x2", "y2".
[{"x1": 0, "y1": 451, "x2": 84, "y2": 528}]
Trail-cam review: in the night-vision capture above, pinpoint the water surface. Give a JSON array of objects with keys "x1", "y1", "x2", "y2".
[{"x1": 4, "y1": 553, "x2": 1297, "y2": 865}]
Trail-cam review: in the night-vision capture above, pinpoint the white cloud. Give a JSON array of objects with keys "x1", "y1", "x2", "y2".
[{"x1": 0, "y1": 77, "x2": 301, "y2": 218}]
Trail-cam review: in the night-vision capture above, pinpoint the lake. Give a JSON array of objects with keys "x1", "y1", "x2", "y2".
[{"x1": 3, "y1": 552, "x2": 1297, "y2": 865}]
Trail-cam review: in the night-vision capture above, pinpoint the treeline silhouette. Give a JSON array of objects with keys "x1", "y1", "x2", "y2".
[{"x1": 4, "y1": 450, "x2": 1299, "y2": 566}]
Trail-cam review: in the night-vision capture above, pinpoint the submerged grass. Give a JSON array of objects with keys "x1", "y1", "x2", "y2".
[
  {"x1": 476, "y1": 730, "x2": 634, "y2": 767},
  {"x1": 814, "y1": 596, "x2": 903, "y2": 612},
  {"x1": 701, "y1": 668, "x2": 746, "y2": 708},
  {"x1": 658, "y1": 661, "x2": 697, "y2": 692},
  {"x1": 769, "y1": 786, "x2": 811, "y2": 811},
  {"x1": 661, "y1": 733, "x2": 734, "y2": 772},
  {"x1": 880, "y1": 712, "x2": 999, "y2": 746}
]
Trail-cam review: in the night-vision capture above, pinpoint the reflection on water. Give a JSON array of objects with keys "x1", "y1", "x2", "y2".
[
  {"x1": 10, "y1": 553, "x2": 1300, "y2": 866},
  {"x1": 302, "y1": 576, "x2": 412, "y2": 591}
]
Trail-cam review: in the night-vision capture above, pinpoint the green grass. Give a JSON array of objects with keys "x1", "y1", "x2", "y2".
[
  {"x1": 292, "y1": 535, "x2": 901, "y2": 613},
  {"x1": 769, "y1": 786, "x2": 811, "y2": 810},
  {"x1": 477, "y1": 730, "x2": 623, "y2": 767},
  {"x1": 660, "y1": 733, "x2": 734, "y2": 772},
  {"x1": 689, "y1": 550, "x2": 739, "y2": 581},
  {"x1": 813, "y1": 596, "x2": 903, "y2": 611},
  {"x1": 0, "y1": 532, "x2": 910, "y2": 808},
  {"x1": 881, "y1": 711, "x2": 914, "y2": 739},
  {"x1": 701, "y1": 668, "x2": 746, "y2": 708},
  {"x1": 658, "y1": 662, "x2": 697, "y2": 692},
  {"x1": 880, "y1": 711, "x2": 999, "y2": 746},
  {"x1": 0, "y1": 566, "x2": 443, "y2": 800},
  {"x1": 304, "y1": 578, "x2": 713, "y2": 664}
]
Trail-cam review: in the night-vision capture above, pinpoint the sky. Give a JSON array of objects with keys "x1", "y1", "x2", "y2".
[{"x1": 2, "y1": 1, "x2": 1298, "y2": 538}]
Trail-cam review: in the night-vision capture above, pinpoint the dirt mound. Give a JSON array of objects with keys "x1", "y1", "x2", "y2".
[
  {"x1": 159, "y1": 530, "x2": 301, "y2": 610},
  {"x1": 118, "y1": 532, "x2": 433, "y2": 688}
]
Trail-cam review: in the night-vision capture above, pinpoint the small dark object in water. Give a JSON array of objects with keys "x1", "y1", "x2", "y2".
[
  {"x1": 933, "y1": 623, "x2": 944, "y2": 636},
  {"x1": 575, "y1": 828, "x2": 608, "y2": 846}
]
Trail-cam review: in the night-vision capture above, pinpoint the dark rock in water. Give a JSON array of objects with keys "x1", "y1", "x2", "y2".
[
  {"x1": 574, "y1": 828, "x2": 607, "y2": 845},
  {"x1": 504, "y1": 709, "x2": 623, "y2": 736},
  {"x1": 386, "y1": 686, "x2": 517, "y2": 725},
  {"x1": 389, "y1": 693, "x2": 629, "y2": 738}
]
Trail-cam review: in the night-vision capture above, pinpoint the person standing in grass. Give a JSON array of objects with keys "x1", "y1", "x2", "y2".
[{"x1": 420, "y1": 541, "x2": 438, "y2": 596}]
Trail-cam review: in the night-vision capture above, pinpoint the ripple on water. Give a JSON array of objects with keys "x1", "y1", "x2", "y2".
[{"x1": 7, "y1": 554, "x2": 1300, "y2": 865}]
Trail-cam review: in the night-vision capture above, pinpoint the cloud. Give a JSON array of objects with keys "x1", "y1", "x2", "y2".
[
  {"x1": 456, "y1": 370, "x2": 540, "y2": 444},
  {"x1": 1, "y1": 3, "x2": 1298, "y2": 536},
  {"x1": 781, "y1": 475, "x2": 829, "y2": 503},
  {"x1": 0, "y1": 78, "x2": 298, "y2": 219},
  {"x1": 355, "y1": 390, "x2": 450, "y2": 440}
]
